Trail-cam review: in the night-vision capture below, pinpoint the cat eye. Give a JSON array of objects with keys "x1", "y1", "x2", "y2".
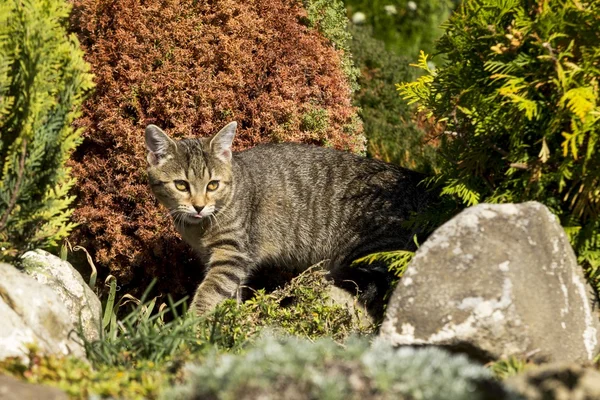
[
  {"x1": 174, "y1": 180, "x2": 189, "y2": 192},
  {"x1": 207, "y1": 180, "x2": 220, "y2": 191}
]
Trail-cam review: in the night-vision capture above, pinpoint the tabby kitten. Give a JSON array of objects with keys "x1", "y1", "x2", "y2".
[{"x1": 145, "y1": 122, "x2": 431, "y2": 316}]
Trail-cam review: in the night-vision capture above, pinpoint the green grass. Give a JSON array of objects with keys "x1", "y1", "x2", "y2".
[
  {"x1": 0, "y1": 268, "x2": 373, "y2": 399},
  {"x1": 488, "y1": 357, "x2": 531, "y2": 380},
  {"x1": 0, "y1": 261, "x2": 576, "y2": 400},
  {"x1": 88, "y1": 268, "x2": 373, "y2": 367},
  {"x1": 0, "y1": 256, "x2": 542, "y2": 400}
]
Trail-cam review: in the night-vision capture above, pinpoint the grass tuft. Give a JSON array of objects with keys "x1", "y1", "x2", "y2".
[
  {"x1": 488, "y1": 357, "x2": 530, "y2": 380},
  {"x1": 0, "y1": 267, "x2": 375, "y2": 398}
]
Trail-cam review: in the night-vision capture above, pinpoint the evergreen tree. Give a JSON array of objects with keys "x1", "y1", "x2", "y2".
[
  {"x1": 0, "y1": 0, "x2": 93, "y2": 259},
  {"x1": 399, "y1": 0, "x2": 600, "y2": 288}
]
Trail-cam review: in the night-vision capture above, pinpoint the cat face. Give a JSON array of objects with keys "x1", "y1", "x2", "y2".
[{"x1": 145, "y1": 122, "x2": 237, "y2": 226}]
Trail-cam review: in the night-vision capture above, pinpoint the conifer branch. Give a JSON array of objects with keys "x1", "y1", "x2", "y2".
[
  {"x1": 0, "y1": 139, "x2": 26, "y2": 231},
  {"x1": 397, "y1": 0, "x2": 600, "y2": 283},
  {"x1": 0, "y1": 0, "x2": 92, "y2": 259}
]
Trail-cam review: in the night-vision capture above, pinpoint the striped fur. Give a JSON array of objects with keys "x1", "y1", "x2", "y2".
[{"x1": 145, "y1": 122, "x2": 432, "y2": 315}]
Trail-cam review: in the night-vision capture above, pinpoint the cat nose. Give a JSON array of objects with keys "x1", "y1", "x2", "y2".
[{"x1": 193, "y1": 205, "x2": 204, "y2": 214}]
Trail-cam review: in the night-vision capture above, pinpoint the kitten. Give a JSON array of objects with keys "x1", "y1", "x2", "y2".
[{"x1": 145, "y1": 122, "x2": 432, "y2": 316}]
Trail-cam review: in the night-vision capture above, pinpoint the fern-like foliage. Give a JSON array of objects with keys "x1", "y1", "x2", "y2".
[
  {"x1": 396, "y1": 51, "x2": 437, "y2": 116},
  {"x1": 352, "y1": 249, "x2": 415, "y2": 279},
  {"x1": 0, "y1": 0, "x2": 93, "y2": 259},
  {"x1": 398, "y1": 0, "x2": 600, "y2": 292}
]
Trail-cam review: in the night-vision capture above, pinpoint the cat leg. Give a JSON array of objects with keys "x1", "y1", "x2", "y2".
[{"x1": 191, "y1": 248, "x2": 251, "y2": 315}]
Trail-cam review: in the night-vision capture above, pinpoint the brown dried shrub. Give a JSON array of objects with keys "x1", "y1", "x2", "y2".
[{"x1": 68, "y1": 0, "x2": 363, "y2": 298}]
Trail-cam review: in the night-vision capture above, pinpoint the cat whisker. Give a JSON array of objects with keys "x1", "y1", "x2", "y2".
[
  {"x1": 172, "y1": 210, "x2": 188, "y2": 228},
  {"x1": 172, "y1": 212, "x2": 181, "y2": 227},
  {"x1": 206, "y1": 211, "x2": 221, "y2": 229},
  {"x1": 208, "y1": 214, "x2": 217, "y2": 228},
  {"x1": 169, "y1": 208, "x2": 186, "y2": 227},
  {"x1": 213, "y1": 206, "x2": 233, "y2": 222},
  {"x1": 210, "y1": 212, "x2": 227, "y2": 229}
]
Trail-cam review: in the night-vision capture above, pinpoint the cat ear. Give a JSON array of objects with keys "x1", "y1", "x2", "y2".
[
  {"x1": 210, "y1": 121, "x2": 237, "y2": 162},
  {"x1": 145, "y1": 124, "x2": 175, "y2": 166}
]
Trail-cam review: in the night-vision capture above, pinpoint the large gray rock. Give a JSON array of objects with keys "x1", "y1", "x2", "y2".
[
  {"x1": 380, "y1": 202, "x2": 600, "y2": 363},
  {"x1": 506, "y1": 363, "x2": 600, "y2": 400},
  {"x1": 21, "y1": 249, "x2": 102, "y2": 342},
  {"x1": 0, "y1": 263, "x2": 85, "y2": 361}
]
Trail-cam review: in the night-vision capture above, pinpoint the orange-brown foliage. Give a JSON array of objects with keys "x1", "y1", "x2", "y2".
[{"x1": 68, "y1": 0, "x2": 363, "y2": 297}]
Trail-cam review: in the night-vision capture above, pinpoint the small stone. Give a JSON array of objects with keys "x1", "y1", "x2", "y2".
[
  {"x1": 326, "y1": 286, "x2": 373, "y2": 329},
  {"x1": 506, "y1": 363, "x2": 600, "y2": 400}
]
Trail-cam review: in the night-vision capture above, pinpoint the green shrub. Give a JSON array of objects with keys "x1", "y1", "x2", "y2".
[
  {"x1": 68, "y1": 0, "x2": 363, "y2": 298},
  {"x1": 300, "y1": 107, "x2": 331, "y2": 140},
  {"x1": 304, "y1": 0, "x2": 360, "y2": 91},
  {"x1": 164, "y1": 335, "x2": 514, "y2": 400},
  {"x1": 350, "y1": 25, "x2": 440, "y2": 172},
  {"x1": 345, "y1": 0, "x2": 453, "y2": 59},
  {"x1": 0, "y1": 0, "x2": 93, "y2": 260},
  {"x1": 85, "y1": 270, "x2": 372, "y2": 369},
  {"x1": 399, "y1": 0, "x2": 600, "y2": 289}
]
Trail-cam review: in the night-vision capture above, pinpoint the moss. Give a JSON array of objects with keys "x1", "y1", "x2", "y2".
[
  {"x1": 0, "y1": 270, "x2": 374, "y2": 399},
  {"x1": 208, "y1": 268, "x2": 374, "y2": 343},
  {"x1": 164, "y1": 335, "x2": 515, "y2": 400},
  {"x1": 300, "y1": 107, "x2": 330, "y2": 139},
  {"x1": 0, "y1": 346, "x2": 167, "y2": 400}
]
